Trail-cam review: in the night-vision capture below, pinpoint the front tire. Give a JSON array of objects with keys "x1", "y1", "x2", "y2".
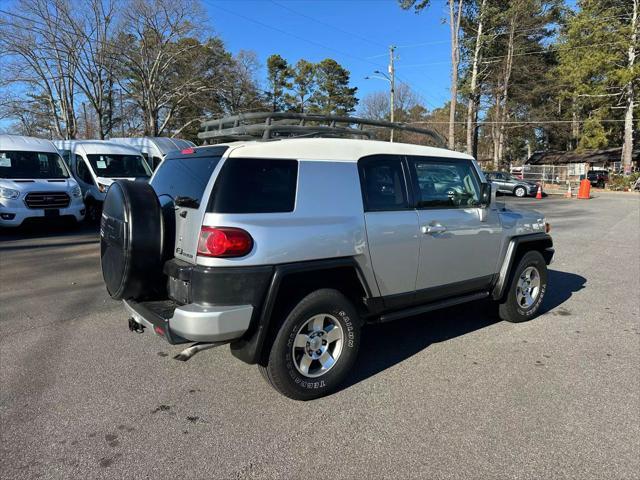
[
  {"x1": 514, "y1": 186, "x2": 527, "y2": 197},
  {"x1": 259, "y1": 289, "x2": 361, "y2": 400},
  {"x1": 499, "y1": 250, "x2": 547, "y2": 323}
]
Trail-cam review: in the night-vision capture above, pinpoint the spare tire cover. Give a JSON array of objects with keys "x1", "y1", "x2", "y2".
[{"x1": 100, "y1": 181, "x2": 164, "y2": 300}]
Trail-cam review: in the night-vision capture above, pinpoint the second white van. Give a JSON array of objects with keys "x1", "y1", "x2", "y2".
[{"x1": 54, "y1": 140, "x2": 152, "y2": 221}]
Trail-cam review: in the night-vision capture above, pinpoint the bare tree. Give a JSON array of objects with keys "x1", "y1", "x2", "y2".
[
  {"x1": 464, "y1": 0, "x2": 487, "y2": 156},
  {"x1": 57, "y1": 0, "x2": 120, "y2": 139},
  {"x1": 117, "y1": 0, "x2": 207, "y2": 136},
  {"x1": 622, "y1": 0, "x2": 638, "y2": 174},
  {"x1": 0, "y1": 0, "x2": 79, "y2": 139},
  {"x1": 491, "y1": 14, "x2": 515, "y2": 168},
  {"x1": 399, "y1": 0, "x2": 464, "y2": 150}
]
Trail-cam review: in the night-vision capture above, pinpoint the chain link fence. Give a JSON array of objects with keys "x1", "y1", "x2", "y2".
[{"x1": 511, "y1": 164, "x2": 585, "y2": 189}]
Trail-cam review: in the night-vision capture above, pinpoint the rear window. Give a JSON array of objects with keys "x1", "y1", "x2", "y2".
[
  {"x1": 151, "y1": 152, "x2": 225, "y2": 208},
  {"x1": 0, "y1": 151, "x2": 69, "y2": 179},
  {"x1": 208, "y1": 158, "x2": 298, "y2": 213}
]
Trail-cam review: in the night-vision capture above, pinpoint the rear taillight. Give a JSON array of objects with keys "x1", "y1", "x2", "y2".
[
  {"x1": 181, "y1": 147, "x2": 195, "y2": 154},
  {"x1": 197, "y1": 227, "x2": 253, "y2": 258}
]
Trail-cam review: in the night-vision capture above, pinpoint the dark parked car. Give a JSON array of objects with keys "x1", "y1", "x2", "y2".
[
  {"x1": 484, "y1": 171, "x2": 539, "y2": 197},
  {"x1": 587, "y1": 170, "x2": 609, "y2": 188}
]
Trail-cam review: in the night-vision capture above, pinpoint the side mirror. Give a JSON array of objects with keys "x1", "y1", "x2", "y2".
[{"x1": 480, "y1": 182, "x2": 492, "y2": 207}]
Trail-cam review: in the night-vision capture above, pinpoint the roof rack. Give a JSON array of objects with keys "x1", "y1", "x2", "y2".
[{"x1": 198, "y1": 112, "x2": 445, "y2": 147}]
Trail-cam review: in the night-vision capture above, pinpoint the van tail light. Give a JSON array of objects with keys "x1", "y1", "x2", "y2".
[{"x1": 197, "y1": 227, "x2": 253, "y2": 257}]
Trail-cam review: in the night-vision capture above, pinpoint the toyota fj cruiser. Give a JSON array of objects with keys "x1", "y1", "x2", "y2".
[{"x1": 100, "y1": 114, "x2": 553, "y2": 400}]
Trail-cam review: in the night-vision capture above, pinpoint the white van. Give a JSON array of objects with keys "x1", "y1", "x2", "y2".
[
  {"x1": 0, "y1": 135, "x2": 85, "y2": 227},
  {"x1": 109, "y1": 137, "x2": 195, "y2": 170},
  {"x1": 54, "y1": 140, "x2": 152, "y2": 221}
]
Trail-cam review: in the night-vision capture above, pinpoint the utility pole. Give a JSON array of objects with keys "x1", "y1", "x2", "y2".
[{"x1": 389, "y1": 45, "x2": 396, "y2": 143}]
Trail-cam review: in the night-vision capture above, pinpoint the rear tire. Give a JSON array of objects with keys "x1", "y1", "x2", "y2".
[
  {"x1": 499, "y1": 250, "x2": 547, "y2": 323},
  {"x1": 259, "y1": 289, "x2": 361, "y2": 400}
]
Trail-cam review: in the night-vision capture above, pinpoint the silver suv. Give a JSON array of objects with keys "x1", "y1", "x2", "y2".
[{"x1": 100, "y1": 127, "x2": 553, "y2": 400}]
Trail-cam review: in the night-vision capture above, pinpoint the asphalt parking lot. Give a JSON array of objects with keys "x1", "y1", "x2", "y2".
[{"x1": 1, "y1": 192, "x2": 639, "y2": 480}]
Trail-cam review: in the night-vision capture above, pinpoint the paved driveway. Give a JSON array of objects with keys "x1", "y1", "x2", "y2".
[{"x1": 1, "y1": 193, "x2": 638, "y2": 479}]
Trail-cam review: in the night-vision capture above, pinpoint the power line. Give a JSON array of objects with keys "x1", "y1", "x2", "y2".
[
  {"x1": 400, "y1": 40, "x2": 628, "y2": 68},
  {"x1": 409, "y1": 119, "x2": 627, "y2": 125},
  {"x1": 268, "y1": 0, "x2": 386, "y2": 48},
  {"x1": 206, "y1": 1, "x2": 387, "y2": 71}
]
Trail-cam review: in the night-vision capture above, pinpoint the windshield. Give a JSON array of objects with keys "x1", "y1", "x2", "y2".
[
  {"x1": 0, "y1": 150, "x2": 69, "y2": 179},
  {"x1": 86, "y1": 154, "x2": 152, "y2": 178}
]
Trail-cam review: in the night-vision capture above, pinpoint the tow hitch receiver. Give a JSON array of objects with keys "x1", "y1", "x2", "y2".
[
  {"x1": 173, "y1": 342, "x2": 229, "y2": 361},
  {"x1": 128, "y1": 317, "x2": 145, "y2": 333}
]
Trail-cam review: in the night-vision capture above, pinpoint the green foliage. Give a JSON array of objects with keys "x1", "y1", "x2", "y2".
[
  {"x1": 608, "y1": 172, "x2": 640, "y2": 190},
  {"x1": 554, "y1": 0, "x2": 636, "y2": 150},
  {"x1": 398, "y1": 0, "x2": 431, "y2": 12},
  {"x1": 266, "y1": 54, "x2": 293, "y2": 112},
  {"x1": 311, "y1": 59, "x2": 358, "y2": 115},
  {"x1": 286, "y1": 60, "x2": 317, "y2": 113},
  {"x1": 265, "y1": 55, "x2": 358, "y2": 115},
  {"x1": 578, "y1": 115, "x2": 610, "y2": 150}
]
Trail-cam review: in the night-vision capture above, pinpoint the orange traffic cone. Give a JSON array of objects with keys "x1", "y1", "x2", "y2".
[
  {"x1": 536, "y1": 184, "x2": 543, "y2": 199},
  {"x1": 565, "y1": 183, "x2": 572, "y2": 198}
]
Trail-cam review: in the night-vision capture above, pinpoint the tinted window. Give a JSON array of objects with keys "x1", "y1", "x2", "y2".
[
  {"x1": 408, "y1": 157, "x2": 481, "y2": 208},
  {"x1": 358, "y1": 155, "x2": 408, "y2": 212},
  {"x1": 87, "y1": 154, "x2": 151, "y2": 178},
  {"x1": 0, "y1": 151, "x2": 69, "y2": 179},
  {"x1": 76, "y1": 158, "x2": 94, "y2": 184},
  {"x1": 151, "y1": 154, "x2": 224, "y2": 208},
  {"x1": 60, "y1": 150, "x2": 72, "y2": 168},
  {"x1": 209, "y1": 158, "x2": 298, "y2": 213}
]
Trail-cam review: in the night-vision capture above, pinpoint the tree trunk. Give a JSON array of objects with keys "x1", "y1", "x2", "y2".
[
  {"x1": 466, "y1": 0, "x2": 486, "y2": 156},
  {"x1": 494, "y1": 17, "x2": 516, "y2": 168},
  {"x1": 492, "y1": 91, "x2": 500, "y2": 167},
  {"x1": 448, "y1": 0, "x2": 463, "y2": 150},
  {"x1": 622, "y1": 0, "x2": 638, "y2": 174}
]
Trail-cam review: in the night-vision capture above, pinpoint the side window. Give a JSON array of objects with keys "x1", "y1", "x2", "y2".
[
  {"x1": 494, "y1": 172, "x2": 504, "y2": 180},
  {"x1": 76, "y1": 157, "x2": 94, "y2": 184},
  {"x1": 408, "y1": 156, "x2": 481, "y2": 208},
  {"x1": 60, "y1": 150, "x2": 72, "y2": 168},
  {"x1": 209, "y1": 158, "x2": 298, "y2": 214},
  {"x1": 358, "y1": 155, "x2": 409, "y2": 212}
]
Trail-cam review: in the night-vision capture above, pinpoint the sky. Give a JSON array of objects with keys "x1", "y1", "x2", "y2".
[{"x1": 203, "y1": 0, "x2": 455, "y2": 111}]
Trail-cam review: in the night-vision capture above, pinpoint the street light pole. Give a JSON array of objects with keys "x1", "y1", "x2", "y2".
[{"x1": 389, "y1": 45, "x2": 396, "y2": 143}]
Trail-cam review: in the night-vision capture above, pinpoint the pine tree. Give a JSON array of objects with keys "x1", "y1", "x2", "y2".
[
  {"x1": 266, "y1": 54, "x2": 292, "y2": 112},
  {"x1": 311, "y1": 59, "x2": 358, "y2": 115}
]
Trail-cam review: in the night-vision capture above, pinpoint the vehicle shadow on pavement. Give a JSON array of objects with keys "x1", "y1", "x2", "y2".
[
  {"x1": 341, "y1": 269, "x2": 586, "y2": 391},
  {"x1": 0, "y1": 220, "x2": 99, "y2": 243}
]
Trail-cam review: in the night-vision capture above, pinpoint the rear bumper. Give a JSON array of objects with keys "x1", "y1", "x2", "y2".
[{"x1": 124, "y1": 299, "x2": 253, "y2": 343}]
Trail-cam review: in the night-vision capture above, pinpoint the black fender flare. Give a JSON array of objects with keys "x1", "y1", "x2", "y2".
[
  {"x1": 229, "y1": 257, "x2": 373, "y2": 364},
  {"x1": 492, "y1": 233, "x2": 554, "y2": 301}
]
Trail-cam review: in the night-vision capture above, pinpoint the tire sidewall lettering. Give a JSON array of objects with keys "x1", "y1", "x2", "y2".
[{"x1": 284, "y1": 307, "x2": 355, "y2": 390}]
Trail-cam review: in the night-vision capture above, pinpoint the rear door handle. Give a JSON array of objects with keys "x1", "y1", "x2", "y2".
[{"x1": 422, "y1": 224, "x2": 447, "y2": 234}]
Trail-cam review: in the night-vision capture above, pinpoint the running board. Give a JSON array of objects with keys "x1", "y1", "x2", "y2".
[
  {"x1": 173, "y1": 341, "x2": 229, "y2": 361},
  {"x1": 377, "y1": 291, "x2": 489, "y2": 323}
]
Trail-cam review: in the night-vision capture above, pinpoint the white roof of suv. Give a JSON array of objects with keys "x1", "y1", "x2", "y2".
[
  {"x1": 0, "y1": 134, "x2": 59, "y2": 153},
  {"x1": 223, "y1": 138, "x2": 474, "y2": 162}
]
